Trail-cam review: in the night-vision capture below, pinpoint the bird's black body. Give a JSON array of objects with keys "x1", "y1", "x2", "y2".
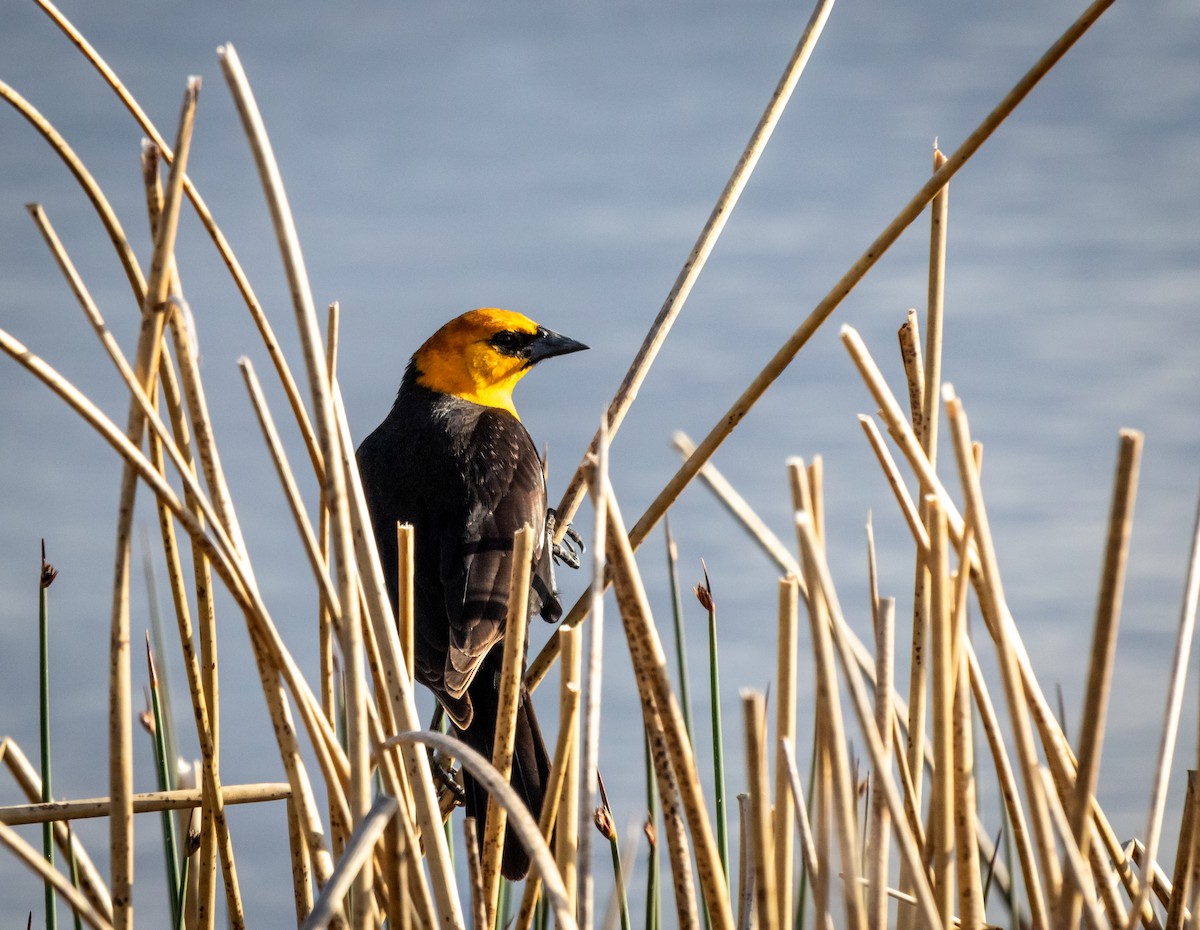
[{"x1": 357, "y1": 361, "x2": 562, "y2": 880}]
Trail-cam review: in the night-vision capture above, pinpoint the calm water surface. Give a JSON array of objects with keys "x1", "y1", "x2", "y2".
[{"x1": 1, "y1": 1, "x2": 1197, "y2": 924}]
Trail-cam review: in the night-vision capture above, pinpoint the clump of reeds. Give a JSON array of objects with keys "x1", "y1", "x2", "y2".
[{"x1": 6, "y1": 0, "x2": 1198, "y2": 929}]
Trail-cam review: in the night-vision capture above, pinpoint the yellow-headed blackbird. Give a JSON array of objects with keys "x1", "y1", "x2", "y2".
[{"x1": 356, "y1": 308, "x2": 587, "y2": 880}]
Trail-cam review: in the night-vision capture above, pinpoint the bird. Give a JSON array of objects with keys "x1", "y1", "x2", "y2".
[{"x1": 356, "y1": 307, "x2": 587, "y2": 880}]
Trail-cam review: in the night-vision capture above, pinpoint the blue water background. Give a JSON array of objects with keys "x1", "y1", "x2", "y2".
[{"x1": 1, "y1": 1, "x2": 1197, "y2": 924}]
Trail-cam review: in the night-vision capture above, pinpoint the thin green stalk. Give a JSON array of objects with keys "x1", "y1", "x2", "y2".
[
  {"x1": 493, "y1": 878, "x2": 511, "y2": 930},
  {"x1": 596, "y1": 774, "x2": 631, "y2": 930},
  {"x1": 697, "y1": 565, "x2": 730, "y2": 888},
  {"x1": 39, "y1": 541, "x2": 58, "y2": 930},
  {"x1": 644, "y1": 734, "x2": 661, "y2": 930},
  {"x1": 665, "y1": 519, "x2": 695, "y2": 740},
  {"x1": 146, "y1": 635, "x2": 182, "y2": 927}
]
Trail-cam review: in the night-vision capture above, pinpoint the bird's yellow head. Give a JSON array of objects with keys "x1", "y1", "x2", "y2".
[{"x1": 412, "y1": 308, "x2": 588, "y2": 418}]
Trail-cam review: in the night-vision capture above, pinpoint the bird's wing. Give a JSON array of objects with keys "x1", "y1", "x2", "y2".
[{"x1": 441, "y1": 409, "x2": 547, "y2": 697}]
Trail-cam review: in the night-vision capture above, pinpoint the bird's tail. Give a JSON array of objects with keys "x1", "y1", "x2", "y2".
[{"x1": 457, "y1": 667, "x2": 551, "y2": 881}]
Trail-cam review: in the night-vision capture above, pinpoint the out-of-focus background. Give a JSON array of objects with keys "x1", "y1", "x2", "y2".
[{"x1": 1, "y1": 1, "x2": 1197, "y2": 924}]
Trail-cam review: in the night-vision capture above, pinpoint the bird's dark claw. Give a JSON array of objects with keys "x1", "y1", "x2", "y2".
[
  {"x1": 547, "y1": 508, "x2": 584, "y2": 570},
  {"x1": 429, "y1": 746, "x2": 466, "y2": 810}
]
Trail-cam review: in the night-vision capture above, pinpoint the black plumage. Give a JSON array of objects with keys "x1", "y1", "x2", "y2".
[{"x1": 356, "y1": 309, "x2": 585, "y2": 880}]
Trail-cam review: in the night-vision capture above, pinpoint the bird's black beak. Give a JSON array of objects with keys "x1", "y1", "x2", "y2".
[{"x1": 526, "y1": 327, "x2": 588, "y2": 365}]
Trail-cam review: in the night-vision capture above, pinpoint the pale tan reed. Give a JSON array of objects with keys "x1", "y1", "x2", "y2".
[
  {"x1": 0, "y1": 820, "x2": 113, "y2": 930},
  {"x1": 928, "y1": 497, "x2": 955, "y2": 924},
  {"x1": 516, "y1": 644, "x2": 581, "y2": 930},
  {"x1": 481, "y1": 529, "x2": 536, "y2": 923},
  {"x1": 577, "y1": 413, "x2": 610, "y2": 930},
  {"x1": 604, "y1": 484, "x2": 733, "y2": 930},
  {"x1": 774, "y1": 576, "x2": 800, "y2": 930},
  {"x1": 530, "y1": 0, "x2": 1119, "y2": 699},
  {"x1": 866, "y1": 595, "x2": 894, "y2": 930},
  {"x1": 1065, "y1": 430, "x2": 1142, "y2": 929},
  {"x1": 552, "y1": 0, "x2": 837, "y2": 539},
  {"x1": 556, "y1": 622, "x2": 583, "y2": 916},
  {"x1": 742, "y1": 690, "x2": 778, "y2": 930}
]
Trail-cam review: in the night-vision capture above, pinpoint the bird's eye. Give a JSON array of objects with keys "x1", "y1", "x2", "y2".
[{"x1": 489, "y1": 331, "x2": 529, "y2": 355}]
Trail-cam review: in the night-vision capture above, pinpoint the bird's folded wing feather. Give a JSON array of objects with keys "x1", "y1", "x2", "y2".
[{"x1": 441, "y1": 410, "x2": 546, "y2": 696}]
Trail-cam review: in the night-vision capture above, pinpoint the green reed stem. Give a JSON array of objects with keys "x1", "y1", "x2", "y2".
[
  {"x1": 39, "y1": 541, "x2": 58, "y2": 930},
  {"x1": 146, "y1": 636, "x2": 182, "y2": 927},
  {"x1": 597, "y1": 773, "x2": 631, "y2": 930},
  {"x1": 665, "y1": 519, "x2": 695, "y2": 741},
  {"x1": 697, "y1": 567, "x2": 730, "y2": 889}
]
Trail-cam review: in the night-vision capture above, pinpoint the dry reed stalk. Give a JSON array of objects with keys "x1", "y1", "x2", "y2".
[
  {"x1": 965, "y1": 638, "x2": 1059, "y2": 930},
  {"x1": 602, "y1": 486, "x2": 733, "y2": 930},
  {"x1": 286, "y1": 795, "x2": 315, "y2": 925},
  {"x1": 1, "y1": 738, "x2": 112, "y2": 922},
  {"x1": 780, "y1": 739, "x2": 824, "y2": 923},
  {"x1": 0, "y1": 81, "x2": 145, "y2": 299},
  {"x1": 898, "y1": 309, "x2": 924, "y2": 436},
  {"x1": 528, "y1": 0, "x2": 1118, "y2": 692},
  {"x1": 105, "y1": 78, "x2": 198, "y2": 930},
  {"x1": 794, "y1": 513, "x2": 944, "y2": 930},
  {"x1": 397, "y1": 524, "x2": 416, "y2": 684},
  {"x1": 943, "y1": 388, "x2": 1063, "y2": 914},
  {"x1": 34, "y1": 0, "x2": 326, "y2": 478},
  {"x1": 742, "y1": 690, "x2": 778, "y2": 930},
  {"x1": 858, "y1": 416, "x2": 925, "y2": 554},
  {"x1": 1037, "y1": 769, "x2": 1109, "y2": 930},
  {"x1": 1165, "y1": 772, "x2": 1199, "y2": 930},
  {"x1": 330, "y1": 389, "x2": 464, "y2": 930},
  {"x1": 516, "y1": 648, "x2": 581, "y2": 930},
  {"x1": 27, "y1": 200, "x2": 234, "y2": 925},
  {"x1": 480, "y1": 526, "x2": 535, "y2": 922},
  {"x1": 556, "y1": 622, "x2": 583, "y2": 916},
  {"x1": 362, "y1": 684, "x2": 437, "y2": 930},
  {"x1": 552, "y1": 0, "x2": 836, "y2": 540},
  {"x1": 0, "y1": 820, "x2": 113, "y2": 930},
  {"x1": 0, "y1": 783, "x2": 291, "y2": 826},
  {"x1": 1127, "y1": 840, "x2": 1174, "y2": 913},
  {"x1": 578, "y1": 414, "x2": 610, "y2": 930},
  {"x1": 735, "y1": 793, "x2": 753, "y2": 930},
  {"x1": 673, "y1": 434, "x2": 804, "y2": 587},
  {"x1": 928, "y1": 498, "x2": 956, "y2": 924},
  {"x1": 815, "y1": 723, "x2": 832, "y2": 928},
  {"x1": 363, "y1": 678, "x2": 437, "y2": 930},
  {"x1": 774, "y1": 575, "x2": 801, "y2": 930},
  {"x1": 851, "y1": 331, "x2": 1120, "y2": 927},
  {"x1": 644, "y1": 689, "x2": 700, "y2": 930},
  {"x1": 867, "y1": 596, "x2": 895, "y2": 930},
  {"x1": 464, "y1": 818, "x2": 488, "y2": 930},
  {"x1": 1123, "y1": 489, "x2": 1200, "y2": 930},
  {"x1": 953, "y1": 652, "x2": 983, "y2": 930},
  {"x1": 1185, "y1": 796, "x2": 1200, "y2": 929},
  {"x1": 388, "y1": 731, "x2": 576, "y2": 930},
  {"x1": 923, "y1": 145, "x2": 949, "y2": 459},
  {"x1": 302, "y1": 793, "x2": 399, "y2": 930},
  {"x1": 0, "y1": 325, "x2": 344, "y2": 903},
  {"x1": 796, "y1": 519, "x2": 866, "y2": 930},
  {"x1": 143, "y1": 122, "x2": 225, "y2": 930},
  {"x1": 808, "y1": 457, "x2": 826, "y2": 543},
  {"x1": 239, "y1": 360, "x2": 341, "y2": 620},
  {"x1": 217, "y1": 35, "x2": 372, "y2": 888},
  {"x1": 1064, "y1": 430, "x2": 1142, "y2": 928}
]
